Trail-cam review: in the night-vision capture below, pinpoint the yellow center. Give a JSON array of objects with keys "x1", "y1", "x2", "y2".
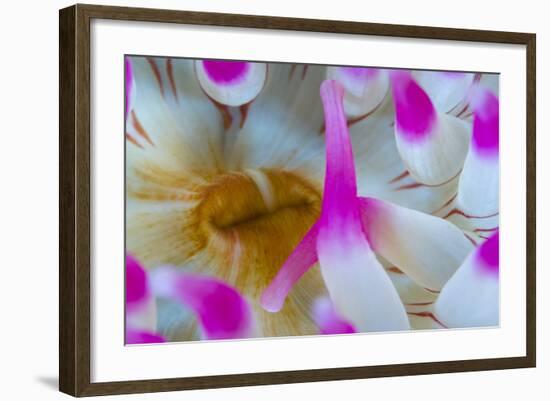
[
  {"x1": 128, "y1": 167, "x2": 327, "y2": 338},
  {"x1": 198, "y1": 169, "x2": 319, "y2": 234}
]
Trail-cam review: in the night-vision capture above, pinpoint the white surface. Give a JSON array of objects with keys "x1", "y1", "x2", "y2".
[
  {"x1": 0, "y1": 0, "x2": 546, "y2": 400},
  {"x1": 91, "y1": 18, "x2": 525, "y2": 383}
]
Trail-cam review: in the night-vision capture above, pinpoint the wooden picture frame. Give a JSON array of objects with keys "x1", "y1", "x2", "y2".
[{"x1": 59, "y1": 3, "x2": 536, "y2": 397}]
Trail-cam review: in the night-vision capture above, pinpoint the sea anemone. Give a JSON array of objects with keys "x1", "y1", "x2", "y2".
[{"x1": 125, "y1": 57, "x2": 499, "y2": 342}]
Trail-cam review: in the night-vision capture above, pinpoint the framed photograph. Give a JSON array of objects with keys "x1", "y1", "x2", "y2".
[{"x1": 59, "y1": 3, "x2": 536, "y2": 397}]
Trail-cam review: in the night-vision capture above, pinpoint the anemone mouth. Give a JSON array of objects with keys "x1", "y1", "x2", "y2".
[{"x1": 197, "y1": 169, "x2": 321, "y2": 234}]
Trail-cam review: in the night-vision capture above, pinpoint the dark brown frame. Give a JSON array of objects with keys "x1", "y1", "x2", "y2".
[{"x1": 59, "y1": 3, "x2": 536, "y2": 397}]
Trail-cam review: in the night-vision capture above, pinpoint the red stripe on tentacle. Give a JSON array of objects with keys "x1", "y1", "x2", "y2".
[
  {"x1": 146, "y1": 57, "x2": 164, "y2": 97},
  {"x1": 474, "y1": 227, "x2": 499, "y2": 233},
  {"x1": 239, "y1": 104, "x2": 250, "y2": 128},
  {"x1": 301, "y1": 65, "x2": 309, "y2": 80},
  {"x1": 443, "y1": 208, "x2": 499, "y2": 220},
  {"x1": 393, "y1": 170, "x2": 460, "y2": 191},
  {"x1": 289, "y1": 64, "x2": 297, "y2": 80},
  {"x1": 217, "y1": 104, "x2": 233, "y2": 130},
  {"x1": 464, "y1": 233, "x2": 478, "y2": 246},
  {"x1": 430, "y1": 193, "x2": 458, "y2": 215},
  {"x1": 454, "y1": 103, "x2": 470, "y2": 118},
  {"x1": 319, "y1": 102, "x2": 384, "y2": 135},
  {"x1": 386, "y1": 266, "x2": 405, "y2": 274},
  {"x1": 452, "y1": 73, "x2": 482, "y2": 117},
  {"x1": 393, "y1": 181, "x2": 424, "y2": 191},
  {"x1": 407, "y1": 311, "x2": 448, "y2": 328},
  {"x1": 196, "y1": 77, "x2": 235, "y2": 131},
  {"x1": 125, "y1": 133, "x2": 144, "y2": 149},
  {"x1": 205, "y1": 98, "x2": 233, "y2": 130},
  {"x1": 388, "y1": 170, "x2": 410, "y2": 184},
  {"x1": 347, "y1": 101, "x2": 384, "y2": 128},
  {"x1": 166, "y1": 58, "x2": 178, "y2": 102},
  {"x1": 131, "y1": 111, "x2": 154, "y2": 146}
]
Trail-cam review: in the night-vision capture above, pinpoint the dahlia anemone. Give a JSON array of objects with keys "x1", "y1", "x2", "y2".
[{"x1": 125, "y1": 56, "x2": 499, "y2": 342}]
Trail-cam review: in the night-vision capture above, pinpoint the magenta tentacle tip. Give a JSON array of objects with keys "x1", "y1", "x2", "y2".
[
  {"x1": 389, "y1": 70, "x2": 436, "y2": 142},
  {"x1": 477, "y1": 230, "x2": 499, "y2": 277},
  {"x1": 469, "y1": 85, "x2": 499, "y2": 157},
  {"x1": 202, "y1": 60, "x2": 250, "y2": 85}
]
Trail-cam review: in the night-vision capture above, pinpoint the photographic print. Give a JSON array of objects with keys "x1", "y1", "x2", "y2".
[{"x1": 124, "y1": 56, "x2": 500, "y2": 344}]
